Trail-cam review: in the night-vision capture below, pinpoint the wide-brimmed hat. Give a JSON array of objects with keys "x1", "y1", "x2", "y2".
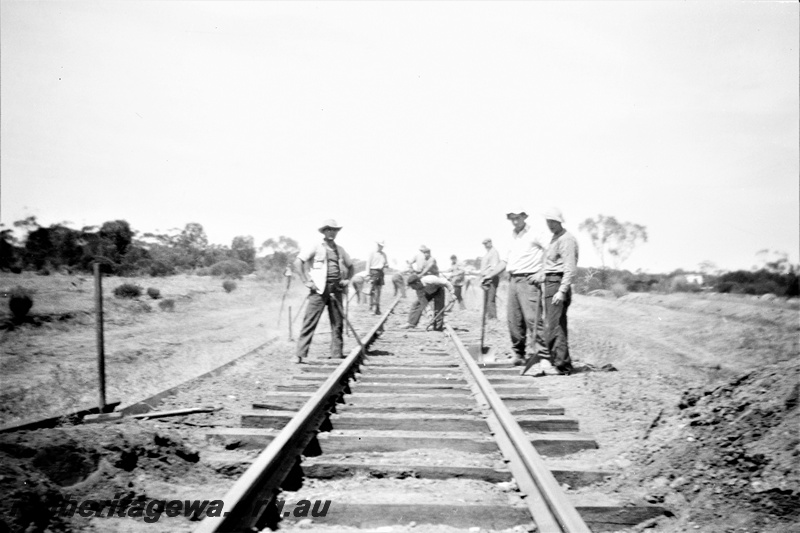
[
  {"x1": 318, "y1": 219, "x2": 343, "y2": 233},
  {"x1": 542, "y1": 207, "x2": 565, "y2": 224},
  {"x1": 376, "y1": 240, "x2": 385, "y2": 246},
  {"x1": 419, "y1": 245, "x2": 430, "y2": 253},
  {"x1": 482, "y1": 238, "x2": 492, "y2": 244},
  {"x1": 506, "y1": 207, "x2": 528, "y2": 219},
  {"x1": 407, "y1": 274, "x2": 421, "y2": 285}
]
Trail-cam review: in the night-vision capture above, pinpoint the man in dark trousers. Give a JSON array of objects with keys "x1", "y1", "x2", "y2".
[
  {"x1": 401, "y1": 274, "x2": 454, "y2": 331},
  {"x1": 447, "y1": 255, "x2": 467, "y2": 310},
  {"x1": 480, "y1": 207, "x2": 549, "y2": 366},
  {"x1": 368, "y1": 240, "x2": 388, "y2": 315},
  {"x1": 479, "y1": 238, "x2": 501, "y2": 319},
  {"x1": 537, "y1": 207, "x2": 579, "y2": 375},
  {"x1": 294, "y1": 219, "x2": 354, "y2": 363}
]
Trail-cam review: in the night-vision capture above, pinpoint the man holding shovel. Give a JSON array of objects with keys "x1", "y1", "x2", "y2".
[
  {"x1": 293, "y1": 219, "x2": 354, "y2": 363},
  {"x1": 480, "y1": 208, "x2": 549, "y2": 367}
]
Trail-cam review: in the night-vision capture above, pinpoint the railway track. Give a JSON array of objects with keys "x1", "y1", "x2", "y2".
[{"x1": 196, "y1": 296, "x2": 667, "y2": 533}]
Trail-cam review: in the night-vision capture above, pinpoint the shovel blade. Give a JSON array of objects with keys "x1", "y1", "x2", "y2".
[{"x1": 467, "y1": 345, "x2": 495, "y2": 363}]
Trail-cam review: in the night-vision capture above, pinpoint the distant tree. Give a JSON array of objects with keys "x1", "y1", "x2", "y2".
[
  {"x1": 578, "y1": 215, "x2": 648, "y2": 272},
  {"x1": 259, "y1": 236, "x2": 299, "y2": 278},
  {"x1": 755, "y1": 249, "x2": 792, "y2": 274},
  {"x1": 0, "y1": 228, "x2": 18, "y2": 270},
  {"x1": 49, "y1": 224, "x2": 83, "y2": 269},
  {"x1": 99, "y1": 220, "x2": 134, "y2": 257},
  {"x1": 698, "y1": 260, "x2": 719, "y2": 276},
  {"x1": 231, "y1": 235, "x2": 256, "y2": 268},
  {"x1": 176, "y1": 222, "x2": 208, "y2": 250},
  {"x1": 204, "y1": 243, "x2": 232, "y2": 267},
  {"x1": 174, "y1": 222, "x2": 209, "y2": 269}
]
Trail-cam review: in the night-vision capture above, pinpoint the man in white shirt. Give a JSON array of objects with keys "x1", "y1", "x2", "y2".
[
  {"x1": 401, "y1": 274, "x2": 454, "y2": 331},
  {"x1": 367, "y1": 240, "x2": 388, "y2": 315},
  {"x1": 479, "y1": 238, "x2": 501, "y2": 319},
  {"x1": 293, "y1": 219, "x2": 354, "y2": 363},
  {"x1": 481, "y1": 208, "x2": 549, "y2": 367}
]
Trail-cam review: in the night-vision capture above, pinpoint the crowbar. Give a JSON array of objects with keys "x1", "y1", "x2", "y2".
[
  {"x1": 425, "y1": 297, "x2": 456, "y2": 331},
  {"x1": 329, "y1": 296, "x2": 366, "y2": 357}
]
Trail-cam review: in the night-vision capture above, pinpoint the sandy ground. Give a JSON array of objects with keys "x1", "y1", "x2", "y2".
[
  {"x1": 1, "y1": 272, "x2": 309, "y2": 425},
  {"x1": 1, "y1": 274, "x2": 798, "y2": 533}
]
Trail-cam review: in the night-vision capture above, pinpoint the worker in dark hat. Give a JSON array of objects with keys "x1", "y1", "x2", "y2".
[
  {"x1": 481, "y1": 207, "x2": 549, "y2": 367},
  {"x1": 407, "y1": 245, "x2": 439, "y2": 277},
  {"x1": 446, "y1": 255, "x2": 467, "y2": 310},
  {"x1": 367, "y1": 240, "x2": 388, "y2": 315},
  {"x1": 402, "y1": 273, "x2": 454, "y2": 331},
  {"x1": 293, "y1": 219, "x2": 354, "y2": 363},
  {"x1": 479, "y1": 238, "x2": 501, "y2": 319}
]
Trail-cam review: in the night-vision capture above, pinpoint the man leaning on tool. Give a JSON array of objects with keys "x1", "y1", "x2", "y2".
[
  {"x1": 401, "y1": 274, "x2": 454, "y2": 332},
  {"x1": 480, "y1": 207, "x2": 549, "y2": 366},
  {"x1": 479, "y1": 238, "x2": 501, "y2": 319},
  {"x1": 535, "y1": 207, "x2": 578, "y2": 375},
  {"x1": 368, "y1": 240, "x2": 388, "y2": 315},
  {"x1": 294, "y1": 219, "x2": 354, "y2": 363}
]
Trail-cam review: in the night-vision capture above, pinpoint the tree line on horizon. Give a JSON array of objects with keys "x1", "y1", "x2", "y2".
[
  {"x1": 0, "y1": 215, "x2": 796, "y2": 297},
  {"x1": 0, "y1": 217, "x2": 298, "y2": 280}
]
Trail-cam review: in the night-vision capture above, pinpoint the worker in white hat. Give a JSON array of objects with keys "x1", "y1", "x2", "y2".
[
  {"x1": 367, "y1": 240, "x2": 389, "y2": 315},
  {"x1": 293, "y1": 219, "x2": 354, "y2": 363},
  {"x1": 537, "y1": 207, "x2": 579, "y2": 375}
]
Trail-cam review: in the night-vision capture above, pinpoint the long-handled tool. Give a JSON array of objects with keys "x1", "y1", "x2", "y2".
[
  {"x1": 467, "y1": 285, "x2": 491, "y2": 360},
  {"x1": 425, "y1": 296, "x2": 456, "y2": 331},
  {"x1": 292, "y1": 294, "x2": 310, "y2": 327},
  {"x1": 521, "y1": 281, "x2": 546, "y2": 375},
  {"x1": 344, "y1": 283, "x2": 350, "y2": 337},
  {"x1": 330, "y1": 296, "x2": 366, "y2": 357},
  {"x1": 276, "y1": 275, "x2": 292, "y2": 327},
  {"x1": 480, "y1": 285, "x2": 489, "y2": 353}
]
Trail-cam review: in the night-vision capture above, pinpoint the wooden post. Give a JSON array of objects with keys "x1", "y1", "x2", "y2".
[
  {"x1": 94, "y1": 263, "x2": 107, "y2": 410},
  {"x1": 288, "y1": 306, "x2": 293, "y2": 341}
]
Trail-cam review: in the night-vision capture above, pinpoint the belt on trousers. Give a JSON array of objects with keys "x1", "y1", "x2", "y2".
[
  {"x1": 544, "y1": 273, "x2": 564, "y2": 280},
  {"x1": 509, "y1": 272, "x2": 534, "y2": 278}
]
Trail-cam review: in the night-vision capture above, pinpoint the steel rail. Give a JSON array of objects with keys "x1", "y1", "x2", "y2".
[
  {"x1": 194, "y1": 296, "x2": 401, "y2": 533},
  {"x1": 446, "y1": 325, "x2": 592, "y2": 533}
]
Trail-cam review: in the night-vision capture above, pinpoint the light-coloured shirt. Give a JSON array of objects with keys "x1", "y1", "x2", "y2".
[
  {"x1": 298, "y1": 241, "x2": 353, "y2": 292},
  {"x1": 418, "y1": 275, "x2": 454, "y2": 296},
  {"x1": 480, "y1": 247, "x2": 501, "y2": 275},
  {"x1": 368, "y1": 250, "x2": 388, "y2": 270},
  {"x1": 446, "y1": 263, "x2": 466, "y2": 286},
  {"x1": 503, "y1": 224, "x2": 548, "y2": 274},
  {"x1": 545, "y1": 229, "x2": 579, "y2": 294},
  {"x1": 410, "y1": 253, "x2": 439, "y2": 276}
]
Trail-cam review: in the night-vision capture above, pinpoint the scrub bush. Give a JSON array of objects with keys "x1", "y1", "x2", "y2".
[
  {"x1": 222, "y1": 280, "x2": 237, "y2": 293},
  {"x1": 114, "y1": 283, "x2": 142, "y2": 299},
  {"x1": 9, "y1": 286, "x2": 33, "y2": 320}
]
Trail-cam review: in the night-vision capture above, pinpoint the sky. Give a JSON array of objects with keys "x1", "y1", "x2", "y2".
[{"x1": 1, "y1": 1, "x2": 798, "y2": 273}]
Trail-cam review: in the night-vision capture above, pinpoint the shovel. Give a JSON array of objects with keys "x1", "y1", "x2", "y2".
[{"x1": 467, "y1": 285, "x2": 494, "y2": 362}]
